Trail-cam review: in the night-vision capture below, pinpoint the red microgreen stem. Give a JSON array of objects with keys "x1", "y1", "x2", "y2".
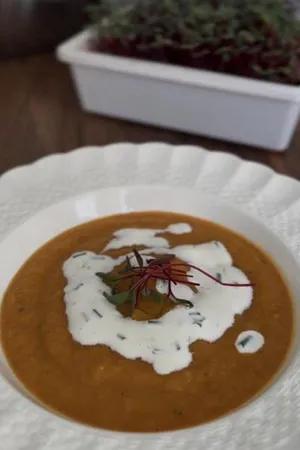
[
  {"x1": 171, "y1": 263, "x2": 253, "y2": 287},
  {"x1": 107, "y1": 248, "x2": 253, "y2": 311}
]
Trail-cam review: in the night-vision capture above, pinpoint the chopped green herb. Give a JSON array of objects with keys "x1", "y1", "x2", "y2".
[
  {"x1": 117, "y1": 333, "x2": 126, "y2": 340},
  {"x1": 72, "y1": 252, "x2": 86, "y2": 258},
  {"x1": 133, "y1": 248, "x2": 144, "y2": 267},
  {"x1": 92, "y1": 308, "x2": 103, "y2": 318},
  {"x1": 103, "y1": 290, "x2": 132, "y2": 305},
  {"x1": 238, "y1": 335, "x2": 253, "y2": 347}
]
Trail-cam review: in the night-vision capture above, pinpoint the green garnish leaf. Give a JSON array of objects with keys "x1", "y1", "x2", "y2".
[
  {"x1": 133, "y1": 248, "x2": 144, "y2": 268},
  {"x1": 150, "y1": 289, "x2": 165, "y2": 304},
  {"x1": 118, "y1": 256, "x2": 133, "y2": 274},
  {"x1": 126, "y1": 255, "x2": 132, "y2": 269},
  {"x1": 96, "y1": 272, "x2": 122, "y2": 292},
  {"x1": 127, "y1": 290, "x2": 135, "y2": 305},
  {"x1": 103, "y1": 290, "x2": 132, "y2": 305},
  {"x1": 96, "y1": 272, "x2": 118, "y2": 283},
  {"x1": 173, "y1": 297, "x2": 194, "y2": 308}
]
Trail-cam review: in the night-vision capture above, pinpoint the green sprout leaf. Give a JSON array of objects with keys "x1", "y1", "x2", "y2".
[
  {"x1": 173, "y1": 297, "x2": 194, "y2": 308},
  {"x1": 95, "y1": 272, "x2": 119, "y2": 287},
  {"x1": 149, "y1": 289, "x2": 165, "y2": 304},
  {"x1": 133, "y1": 248, "x2": 144, "y2": 268},
  {"x1": 87, "y1": 0, "x2": 300, "y2": 85},
  {"x1": 103, "y1": 290, "x2": 132, "y2": 305}
]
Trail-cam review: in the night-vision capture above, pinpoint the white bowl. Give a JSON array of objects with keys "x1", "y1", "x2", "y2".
[
  {"x1": 57, "y1": 30, "x2": 300, "y2": 151},
  {"x1": 0, "y1": 185, "x2": 300, "y2": 450},
  {"x1": 2, "y1": 143, "x2": 300, "y2": 450}
]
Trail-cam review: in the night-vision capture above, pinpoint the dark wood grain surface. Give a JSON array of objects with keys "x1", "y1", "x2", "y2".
[{"x1": 0, "y1": 53, "x2": 300, "y2": 179}]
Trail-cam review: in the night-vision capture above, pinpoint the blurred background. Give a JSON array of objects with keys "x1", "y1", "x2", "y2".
[
  {"x1": 0, "y1": 0, "x2": 299, "y2": 58},
  {"x1": 0, "y1": 1, "x2": 89, "y2": 57}
]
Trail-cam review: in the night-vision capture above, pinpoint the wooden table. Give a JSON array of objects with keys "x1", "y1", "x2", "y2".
[{"x1": 1, "y1": 52, "x2": 300, "y2": 179}]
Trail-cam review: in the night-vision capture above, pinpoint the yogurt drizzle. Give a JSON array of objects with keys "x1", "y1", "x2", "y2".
[
  {"x1": 235, "y1": 331, "x2": 265, "y2": 353},
  {"x1": 63, "y1": 223, "x2": 254, "y2": 374}
]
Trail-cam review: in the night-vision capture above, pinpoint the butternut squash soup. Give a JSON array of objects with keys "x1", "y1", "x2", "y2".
[{"x1": 0, "y1": 211, "x2": 293, "y2": 432}]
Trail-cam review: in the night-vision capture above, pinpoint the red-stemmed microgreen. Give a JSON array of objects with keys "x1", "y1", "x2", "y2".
[{"x1": 96, "y1": 248, "x2": 253, "y2": 312}]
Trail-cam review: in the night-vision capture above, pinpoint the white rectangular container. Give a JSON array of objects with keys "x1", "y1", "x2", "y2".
[{"x1": 57, "y1": 30, "x2": 300, "y2": 151}]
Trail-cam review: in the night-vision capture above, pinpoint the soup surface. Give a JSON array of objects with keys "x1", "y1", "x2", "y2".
[{"x1": 0, "y1": 211, "x2": 293, "y2": 432}]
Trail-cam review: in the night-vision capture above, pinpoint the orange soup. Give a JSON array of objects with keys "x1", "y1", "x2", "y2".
[{"x1": 0, "y1": 211, "x2": 293, "y2": 432}]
